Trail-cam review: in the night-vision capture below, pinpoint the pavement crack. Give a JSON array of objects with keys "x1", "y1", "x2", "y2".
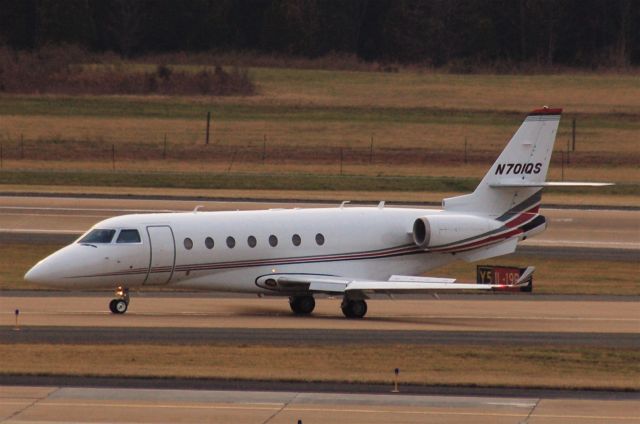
[
  {"x1": 1, "y1": 387, "x2": 61, "y2": 423},
  {"x1": 519, "y1": 398, "x2": 541, "y2": 424},
  {"x1": 261, "y1": 392, "x2": 299, "y2": 424}
]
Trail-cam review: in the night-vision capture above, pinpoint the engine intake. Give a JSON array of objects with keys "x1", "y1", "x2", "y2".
[
  {"x1": 412, "y1": 217, "x2": 431, "y2": 248},
  {"x1": 412, "y1": 214, "x2": 502, "y2": 250}
]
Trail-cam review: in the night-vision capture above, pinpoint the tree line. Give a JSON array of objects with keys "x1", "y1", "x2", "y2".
[{"x1": 1, "y1": 0, "x2": 637, "y2": 69}]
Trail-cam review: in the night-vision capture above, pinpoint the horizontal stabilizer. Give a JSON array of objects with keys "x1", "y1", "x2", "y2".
[{"x1": 490, "y1": 181, "x2": 613, "y2": 188}]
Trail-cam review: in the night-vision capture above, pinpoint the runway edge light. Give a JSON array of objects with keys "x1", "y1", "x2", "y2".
[
  {"x1": 13, "y1": 309, "x2": 20, "y2": 331},
  {"x1": 392, "y1": 368, "x2": 400, "y2": 393}
]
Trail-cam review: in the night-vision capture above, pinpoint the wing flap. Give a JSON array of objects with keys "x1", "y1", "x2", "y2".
[
  {"x1": 388, "y1": 275, "x2": 456, "y2": 284},
  {"x1": 257, "y1": 273, "x2": 528, "y2": 296},
  {"x1": 346, "y1": 281, "x2": 494, "y2": 294}
]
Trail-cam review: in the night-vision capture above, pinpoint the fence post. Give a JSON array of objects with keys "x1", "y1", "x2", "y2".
[
  {"x1": 369, "y1": 135, "x2": 374, "y2": 163},
  {"x1": 572, "y1": 118, "x2": 576, "y2": 151},
  {"x1": 227, "y1": 148, "x2": 237, "y2": 173},
  {"x1": 205, "y1": 111, "x2": 211, "y2": 145},
  {"x1": 464, "y1": 137, "x2": 468, "y2": 164},
  {"x1": 163, "y1": 134, "x2": 167, "y2": 159}
]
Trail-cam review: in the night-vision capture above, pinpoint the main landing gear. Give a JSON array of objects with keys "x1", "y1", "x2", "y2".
[
  {"x1": 289, "y1": 295, "x2": 316, "y2": 315},
  {"x1": 288, "y1": 295, "x2": 368, "y2": 318},
  {"x1": 109, "y1": 286, "x2": 129, "y2": 314},
  {"x1": 341, "y1": 298, "x2": 367, "y2": 319}
]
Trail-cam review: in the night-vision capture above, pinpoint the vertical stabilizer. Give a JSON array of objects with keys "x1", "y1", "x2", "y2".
[{"x1": 443, "y1": 107, "x2": 562, "y2": 217}]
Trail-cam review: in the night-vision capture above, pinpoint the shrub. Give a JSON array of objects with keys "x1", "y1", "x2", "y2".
[{"x1": 0, "y1": 45, "x2": 255, "y2": 96}]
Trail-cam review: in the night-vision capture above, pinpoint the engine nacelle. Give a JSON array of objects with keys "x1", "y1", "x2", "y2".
[{"x1": 412, "y1": 214, "x2": 502, "y2": 249}]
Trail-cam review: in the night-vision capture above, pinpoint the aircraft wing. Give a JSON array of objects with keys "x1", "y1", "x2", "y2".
[{"x1": 256, "y1": 270, "x2": 533, "y2": 296}]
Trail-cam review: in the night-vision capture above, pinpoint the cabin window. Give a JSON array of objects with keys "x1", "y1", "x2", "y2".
[
  {"x1": 205, "y1": 237, "x2": 214, "y2": 249},
  {"x1": 226, "y1": 236, "x2": 236, "y2": 248},
  {"x1": 79, "y1": 229, "x2": 116, "y2": 244},
  {"x1": 247, "y1": 235, "x2": 257, "y2": 248},
  {"x1": 269, "y1": 235, "x2": 278, "y2": 247},
  {"x1": 184, "y1": 238, "x2": 193, "y2": 250},
  {"x1": 315, "y1": 233, "x2": 325, "y2": 246},
  {"x1": 292, "y1": 234, "x2": 301, "y2": 246},
  {"x1": 116, "y1": 229, "x2": 141, "y2": 243}
]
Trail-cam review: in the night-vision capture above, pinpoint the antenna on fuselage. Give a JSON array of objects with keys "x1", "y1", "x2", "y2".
[
  {"x1": 340, "y1": 201, "x2": 350, "y2": 209},
  {"x1": 193, "y1": 205, "x2": 204, "y2": 213}
]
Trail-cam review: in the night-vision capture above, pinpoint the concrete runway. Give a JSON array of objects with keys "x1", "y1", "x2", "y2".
[
  {"x1": 0, "y1": 195, "x2": 638, "y2": 252},
  {"x1": 2, "y1": 385, "x2": 639, "y2": 424}
]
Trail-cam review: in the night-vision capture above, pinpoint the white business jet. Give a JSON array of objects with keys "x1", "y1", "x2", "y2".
[{"x1": 24, "y1": 107, "x2": 608, "y2": 318}]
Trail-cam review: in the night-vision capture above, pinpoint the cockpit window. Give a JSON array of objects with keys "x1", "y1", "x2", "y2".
[
  {"x1": 117, "y1": 229, "x2": 141, "y2": 243},
  {"x1": 79, "y1": 229, "x2": 116, "y2": 244}
]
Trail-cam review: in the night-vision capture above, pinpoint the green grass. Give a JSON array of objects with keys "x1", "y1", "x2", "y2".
[
  {"x1": 1, "y1": 95, "x2": 637, "y2": 130},
  {"x1": 1, "y1": 170, "x2": 637, "y2": 196},
  {"x1": 1, "y1": 169, "x2": 638, "y2": 196},
  {"x1": 0, "y1": 170, "x2": 480, "y2": 192}
]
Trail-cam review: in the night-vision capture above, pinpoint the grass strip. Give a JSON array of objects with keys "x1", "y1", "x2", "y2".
[
  {"x1": 1, "y1": 343, "x2": 637, "y2": 391},
  {"x1": 0, "y1": 170, "x2": 479, "y2": 193},
  {"x1": 1, "y1": 95, "x2": 636, "y2": 129},
  {"x1": 1, "y1": 170, "x2": 637, "y2": 196}
]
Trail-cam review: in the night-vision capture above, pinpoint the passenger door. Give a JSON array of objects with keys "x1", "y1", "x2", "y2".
[{"x1": 144, "y1": 225, "x2": 176, "y2": 285}]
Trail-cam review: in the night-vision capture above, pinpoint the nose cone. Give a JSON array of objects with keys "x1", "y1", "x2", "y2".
[
  {"x1": 24, "y1": 256, "x2": 66, "y2": 286},
  {"x1": 24, "y1": 244, "x2": 79, "y2": 287},
  {"x1": 24, "y1": 262, "x2": 47, "y2": 284}
]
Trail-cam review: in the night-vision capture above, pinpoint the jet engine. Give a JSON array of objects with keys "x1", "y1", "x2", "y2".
[{"x1": 412, "y1": 214, "x2": 502, "y2": 249}]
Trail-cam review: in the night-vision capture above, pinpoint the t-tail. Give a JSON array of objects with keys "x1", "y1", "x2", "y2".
[{"x1": 443, "y1": 107, "x2": 611, "y2": 223}]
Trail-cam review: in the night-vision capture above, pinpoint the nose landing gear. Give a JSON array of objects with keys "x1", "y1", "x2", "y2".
[{"x1": 109, "y1": 286, "x2": 129, "y2": 314}]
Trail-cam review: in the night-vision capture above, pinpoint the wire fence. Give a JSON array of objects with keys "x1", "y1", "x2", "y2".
[{"x1": 0, "y1": 138, "x2": 634, "y2": 172}]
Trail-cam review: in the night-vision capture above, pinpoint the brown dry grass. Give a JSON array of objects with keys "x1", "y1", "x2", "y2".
[
  {"x1": 1, "y1": 184, "x2": 637, "y2": 207},
  {"x1": 1, "y1": 343, "x2": 637, "y2": 390},
  {"x1": 252, "y1": 68, "x2": 640, "y2": 114},
  {"x1": 438, "y1": 256, "x2": 640, "y2": 295},
  {"x1": 1, "y1": 115, "x2": 637, "y2": 154},
  {"x1": 1, "y1": 159, "x2": 637, "y2": 184},
  {"x1": 0, "y1": 68, "x2": 637, "y2": 200}
]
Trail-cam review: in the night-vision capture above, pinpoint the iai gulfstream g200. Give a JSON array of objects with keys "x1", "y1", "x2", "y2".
[{"x1": 25, "y1": 108, "x2": 609, "y2": 318}]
